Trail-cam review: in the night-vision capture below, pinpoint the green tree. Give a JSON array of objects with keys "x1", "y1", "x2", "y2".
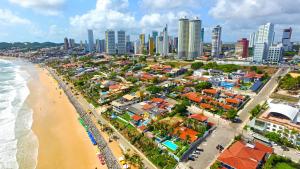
[
  {"x1": 226, "y1": 109, "x2": 238, "y2": 120},
  {"x1": 195, "y1": 82, "x2": 212, "y2": 92},
  {"x1": 146, "y1": 85, "x2": 162, "y2": 94},
  {"x1": 191, "y1": 62, "x2": 204, "y2": 70}
]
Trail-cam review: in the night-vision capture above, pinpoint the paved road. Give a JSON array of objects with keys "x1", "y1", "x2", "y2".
[{"x1": 183, "y1": 67, "x2": 290, "y2": 169}]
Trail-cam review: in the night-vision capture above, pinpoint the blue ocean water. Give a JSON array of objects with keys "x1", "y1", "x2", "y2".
[{"x1": 0, "y1": 59, "x2": 38, "y2": 169}]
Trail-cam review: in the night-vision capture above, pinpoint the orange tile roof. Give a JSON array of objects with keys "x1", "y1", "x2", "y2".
[
  {"x1": 109, "y1": 84, "x2": 120, "y2": 90},
  {"x1": 132, "y1": 115, "x2": 143, "y2": 121},
  {"x1": 199, "y1": 77, "x2": 209, "y2": 81},
  {"x1": 143, "y1": 104, "x2": 153, "y2": 110},
  {"x1": 189, "y1": 114, "x2": 208, "y2": 122},
  {"x1": 245, "y1": 72, "x2": 264, "y2": 79},
  {"x1": 218, "y1": 141, "x2": 273, "y2": 169},
  {"x1": 203, "y1": 89, "x2": 218, "y2": 95},
  {"x1": 224, "y1": 92, "x2": 235, "y2": 97},
  {"x1": 183, "y1": 92, "x2": 202, "y2": 103},
  {"x1": 138, "y1": 125, "x2": 147, "y2": 131},
  {"x1": 200, "y1": 103, "x2": 213, "y2": 110},
  {"x1": 226, "y1": 98, "x2": 241, "y2": 104},
  {"x1": 174, "y1": 127, "x2": 199, "y2": 143},
  {"x1": 235, "y1": 95, "x2": 245, "y2": 100},
  {"x1": 222, "y1": 104, "x2": 233, "y2": 110},
  {"x1": 151, "y1": 98, "x2": 165, "y2": 103}
]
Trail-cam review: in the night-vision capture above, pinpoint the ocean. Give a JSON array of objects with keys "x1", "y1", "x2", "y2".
[{"x1": 0, "y1": 59, "x2": 38, "y2": 169}]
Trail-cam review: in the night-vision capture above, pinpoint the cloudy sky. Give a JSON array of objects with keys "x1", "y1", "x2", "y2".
[{"x1": 0, "y1": 0, "x2": 299, "y2": 43}]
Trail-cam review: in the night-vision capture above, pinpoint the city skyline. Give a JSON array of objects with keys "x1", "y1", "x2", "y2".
[{"x1": 0, "y1": 0, "x2": 300, "y2": 43}]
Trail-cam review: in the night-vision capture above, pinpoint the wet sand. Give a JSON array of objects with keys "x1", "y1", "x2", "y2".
[{"x1": 28, "y1": 66, "x2": 104, "y2": 169}]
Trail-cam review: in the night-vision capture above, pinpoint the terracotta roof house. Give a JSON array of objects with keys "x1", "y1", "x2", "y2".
[
  {"x1": 183, "y1": 92, "x2": 203, "y2": 103},
  {"x1": 202, "y1": 89, "x2": 220, "y2": 97},
  {"x1": 132, "y1": 114, "x2": 143, "y2": 122},
  {"x1": 225, "y1": 98, "x2": 242, "y2": 107},
  {"x1": 200, "y1": 103, "x2": 214, "y2": 110},
  {"x1": 174, "y1": 127, "x2": 199, "y2": 143},
  {"x1": 217, "y1": 141, "x2": 273, "y2": 169},
  {"x1": 188, "y1": 114, "x2": 208, "y2": 122},
  {"x1": 243, "y1": 72, "x2": 264, "y2": 83}
]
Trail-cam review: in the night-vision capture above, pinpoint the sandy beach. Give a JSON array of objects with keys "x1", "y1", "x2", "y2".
[{"x1": 27, "y1": 65, "x2": 105, "y2": 169}]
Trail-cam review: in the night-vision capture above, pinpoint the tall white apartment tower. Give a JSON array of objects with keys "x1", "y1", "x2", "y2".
[
  {"x1": 178, "y1": 17, "x2": 189, "y2": 59},
  {"x1": 117, "y1": 30, "x2": 126, "y2": 55},
  {"x1": 105, "y1": 30, "x2": 116, "y2": 55},
  {"x1": 249, "y1": 32, "x2": 256, "y2": 48},
  {"x1": 211, "y1": 25, "x2": 222, "y2": 58},
  {"x1": 253, "y1": 23, "x2": 274, "y2": 63},
  {"x1": 88, "y1": 29, "x2": 94, "y2": 52},
  {"x1": 188, "y1": 17, "x2": 201, "y2": 60},
  {"x1": 162, "y1": 25, "x2": 169, "y2": 56}
]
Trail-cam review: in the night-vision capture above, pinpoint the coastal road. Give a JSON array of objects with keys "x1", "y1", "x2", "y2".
[
  {"x1": 48, "y1": 68, "x2": 157, "y2": 169},
  {"x1": 184, "y1": 67, "x2": 289, "y2": 169}
]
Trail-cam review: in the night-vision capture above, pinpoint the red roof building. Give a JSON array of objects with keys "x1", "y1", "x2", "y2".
[
  {"x1": 225, "y1": 98, "x2": 241, "y2": 105},
  {"x1": 183, "y1": 92, "x2": 203, "y2": 103},
  {"x1": 203, "y1": 89, "x2": 219, "y2": 96},
  {"x1": 132, "y1": 115, "x2": 143, "y2": 121},
  {"x1": 173, "y1": 127, "x2": 199, "y2": 143},
  {"x1": 217, "y1": 141, "x2": 273, "y2": 169},
  {"x1": 151, "y1": 98, "x2": 165, "y2": 103},
  {"x1": 189, "y1": 114, "x2": 208, "y2": 122},
  {"x1": 200, "y1": 103, "x2": 214, "y2": 110}
]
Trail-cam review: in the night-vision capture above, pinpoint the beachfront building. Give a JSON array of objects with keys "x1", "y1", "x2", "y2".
[
  {"x1": 156, "y1": 35, "x2": 164, "y2": 55},
  {"x1": 117, "y1": 30, "x2": 126, "y2": 55},
  {"x1": 105, "y1": 30, "x2": 116, "y2": 55},
  {"x1": 211, "y1": 25, "x2": 222, "y2": 58},
  {"x1": 253, "y1": 23, "x2": 274, "y2": 63},
  {"x1": 249, "y1": 32, "x2": 256, "y2": 48},
  {"x1": 148, "y1": 37, "x2": 155, "y2": 55},
  {"x1": 88, "y1": 29, "x2": 95, "y2": 52},
  {"x1": 248, "y1": 100, "x2": 300, "y2": 145}
]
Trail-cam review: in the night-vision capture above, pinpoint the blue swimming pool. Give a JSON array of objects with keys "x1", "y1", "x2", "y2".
[
  {"x1": 162, "y1": 140, "x2": 178, "y2": 151},
  {"x1": 220, "y1": 81, "x2": 235, "y2": 89}
]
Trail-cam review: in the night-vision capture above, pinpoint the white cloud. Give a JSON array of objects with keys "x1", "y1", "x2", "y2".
[
  {"x1": 69, "y1": 0, "x2": 136, "y2": 39},
  {"x1": 0, "y1": 9, "x2": 31, "y2": 25},
  {"x1": 9, "y1": 0, "x2": 65, "y2": 16},
  {"x1": 140, "y1": 0, "x2": 199, "y2": 10},
  {"x1": 209, "y1": 0, "x2": 300, "y2": 28}
]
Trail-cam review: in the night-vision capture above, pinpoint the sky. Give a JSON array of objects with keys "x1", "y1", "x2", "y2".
[{"x1": 0, "y1": 0, "x2": 300, "y2": 43}]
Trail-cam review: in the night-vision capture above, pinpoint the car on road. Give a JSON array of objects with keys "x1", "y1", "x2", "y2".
[
  {"x1": 188, "y1": 156, "x2": 195, "y2": 161},
  {"x1": 196, "y1": 148, "x2": 204, "y2": 152}
]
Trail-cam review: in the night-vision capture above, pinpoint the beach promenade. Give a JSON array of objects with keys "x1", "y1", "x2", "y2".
[{"x1": 46, "y1": 67, "x2": 121, "y2": 169}]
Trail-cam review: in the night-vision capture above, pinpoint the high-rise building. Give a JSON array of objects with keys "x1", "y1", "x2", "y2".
[
  {"x1": 235, "y1": 38, "x2": 249, "y2": 58},
  {"x1": 64, "y1": 37, "x2": 69, "y2": 50},
  {"x1": 88, "y1": 29, "x2": 94, "y2": 52},
  {"x1": 105, "y1": 30, "x2": 116, "y2": 55},
  {"x1": 148, "y1": 37, "x2": 155, "y2": 55},
  {"x1": 100, "y1": 39, "x2": 105, "y2": 53},
  {"x1": 249, "y1": 32, "x2": 256, "y2": 48},
  {"x1": 80, "y1": 40, "x2": 83, "y2": 49},
  {"x1": 96, "y1": 39, "x2": 100, "y2": 52},
  {"x1": 266, "y1": 44, "x2": 283, "y2": 64},
  {"x1": 117, "y1": 30, "x2": 126, "y2": 55},
  {"x1": 201, "y1": 28, "x2": 204, "y2": 42},
  {"x1": 84, "y1": 40, "x2": 88, "y2": 53},
  {"x1": 253, "y1": 23, "x2": 274, "y2": 63},
  {"x1": 156, "y1": 35, "x2": 164, "y2": 55},
  {"x1": 69, "y1": 38, "x2": 75, "y2": 48},
  {"x1": 134, "y1": 40, "x2": 140, "y2": 54},
  {"x1": 178, "y1": 17, "x2": 189, "y2": 59},
  {"x1": 162, "y1": 25, "x2": 169, "y2": 56},
  {"x1": 211, "y1": 25, "x2": 222, "y2": 58},
  {"x1": 139, "y1": 34, "x2": 145, "y2": 54},
  {"x1": 188, "y1": 17, "x2": 201, "y2": 60},
  {"x1": 152, "y1": 31, "x2": 158, "y2": 47},
  {"x1": 126, "y1": 35, "x2": 130, "y2": 43},
  {"x1": 174, "y1": 37, "x2": 178, "y2": 52},
  {"x1": 282, "y1": 27, "x2": 292, "y2": 51}
]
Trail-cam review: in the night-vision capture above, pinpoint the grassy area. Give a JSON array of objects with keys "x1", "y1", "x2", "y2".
[
  {"x1": 120, "y1": 112, "x2": 131, "y2": 121},
  {"x1": 270, "y1": 93, "x2": 299, "y2": 103},
  {"x1": 263, "y1": 154, "x2": 300, "y2": 169}
]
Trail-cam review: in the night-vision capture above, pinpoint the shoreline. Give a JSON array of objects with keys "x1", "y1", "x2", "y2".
[{"x1": 26, "y1": 64, "x2": 104, "y2": 169}]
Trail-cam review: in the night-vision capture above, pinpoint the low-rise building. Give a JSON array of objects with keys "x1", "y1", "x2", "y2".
[{"x1": 249, "y1": 101, "x2": 300, "y2": 145}]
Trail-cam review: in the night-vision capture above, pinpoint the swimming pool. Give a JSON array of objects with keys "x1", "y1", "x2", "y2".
[
  {"x1": 162, "y1": 140, "x2": 178, "y2": 151},
  {"x1": 220, "y1": 81, "x2": 235, "y2": 89}
]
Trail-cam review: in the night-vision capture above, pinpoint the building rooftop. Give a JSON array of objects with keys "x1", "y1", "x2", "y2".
[{"x1": 218, "y1": 141, "x2": 273, "y2": 169}]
